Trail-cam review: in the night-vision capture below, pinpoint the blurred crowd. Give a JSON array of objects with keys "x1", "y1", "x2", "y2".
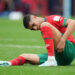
[
  {"x1": 0, "y1": 0, "x2": 75, "y2": 16},
  {"x1": 0, "y1": 0, "x2": 63, "y2": 16}
]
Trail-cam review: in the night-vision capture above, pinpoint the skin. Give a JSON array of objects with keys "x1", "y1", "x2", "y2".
[
  {"x1": 20, "y1": 53, "x2": 39, "y2": 64},
  {"x1": 28, "y1": 15, "x2": 44, "y2": 30}
]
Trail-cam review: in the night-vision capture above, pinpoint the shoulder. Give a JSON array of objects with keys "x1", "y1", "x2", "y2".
[{"x1": 46, "y1": 15, "x2": 62, "y2": 21}]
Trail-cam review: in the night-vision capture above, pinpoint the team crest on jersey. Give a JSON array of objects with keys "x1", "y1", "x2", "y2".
[{"x1": 53, "y1": 16, "x2": 60, "y2": 21}]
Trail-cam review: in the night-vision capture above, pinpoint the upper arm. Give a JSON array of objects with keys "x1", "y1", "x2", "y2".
[{"x1": 66, "y1": 19, "x2": 75, "y2": 26}]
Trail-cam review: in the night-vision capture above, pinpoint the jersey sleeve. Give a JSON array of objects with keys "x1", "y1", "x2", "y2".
[{"x1": 52, "y1": 15, "x2": 68, "y2": 28}]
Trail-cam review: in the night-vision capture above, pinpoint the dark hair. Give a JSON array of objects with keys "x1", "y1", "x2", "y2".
[{"x1": 23, "y1": 15, "x2": 31, "y2": 29}]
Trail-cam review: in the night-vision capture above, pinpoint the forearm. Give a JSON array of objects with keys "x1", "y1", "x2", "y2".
[{"x1": 62, "y1": 20, "x2": 75, "y2": 41}]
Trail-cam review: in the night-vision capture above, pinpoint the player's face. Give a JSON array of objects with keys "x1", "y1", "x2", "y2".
[{"x1": 28, "y1": 16, "x2": 41, "y2": 30}]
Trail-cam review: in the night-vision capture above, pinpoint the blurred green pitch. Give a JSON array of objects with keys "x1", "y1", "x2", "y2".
[{"x1": 0, "y1": 18, "x2": 75, "y2": 75}]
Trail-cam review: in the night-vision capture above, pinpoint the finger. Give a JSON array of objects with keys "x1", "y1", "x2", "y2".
[{"x1": 57, "y1": 50, "x2": 62, "y2": 53}]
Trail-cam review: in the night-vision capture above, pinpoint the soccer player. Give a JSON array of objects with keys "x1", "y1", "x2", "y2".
[
  {"x1": 23, "y1": 14, "x2": 75, "y2": 66},
  {"x1": 0, "y1": 14, "x2": 75, "y2": 67}
]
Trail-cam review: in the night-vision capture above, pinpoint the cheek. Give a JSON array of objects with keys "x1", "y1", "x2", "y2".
[
  {"x1": 36, "y1": 21, "x2": 40, "y2": 25},
  {"x1": 34, "y1": 20, "x2": 39, "y2": 26}
]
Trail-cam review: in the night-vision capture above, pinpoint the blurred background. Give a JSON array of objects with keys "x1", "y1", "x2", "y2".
[{"x1": 0, "y1": 0, "x2": 75, "y2": 19}]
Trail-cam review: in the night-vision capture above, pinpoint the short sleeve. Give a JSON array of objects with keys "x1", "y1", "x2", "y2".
[
  {"x1": 62, "y1": 18, "x2": 67, "y2": 27},
  {"x1": 52, "y1": 15, "x2": 68, "y2": 28}
]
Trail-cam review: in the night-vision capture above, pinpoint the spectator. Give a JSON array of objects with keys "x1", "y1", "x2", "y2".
[
  {"x1": 3, "y1": 0, "x2": 14, "y2": 11},
  {"x1": 0, "y1": 0, "x2": 5, "y2": 12},
  {"x1": 48, "y1": 0, "x2": 63, "y2": 15},
  {"x1": 30, "y1": 0, "x2": 48, "y2": 15},
  {"x1": 21, "y1": 0, "x2": 32, "y2": 14}
]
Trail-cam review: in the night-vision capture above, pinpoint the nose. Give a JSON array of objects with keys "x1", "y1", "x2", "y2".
[{"x1": 33, "y1": 26, "x2": 37, "y2": 30}]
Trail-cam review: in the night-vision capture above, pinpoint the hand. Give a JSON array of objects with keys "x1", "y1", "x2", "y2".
[{"x1": 56, "y1": 38, "x2": 66, "y2": 52}]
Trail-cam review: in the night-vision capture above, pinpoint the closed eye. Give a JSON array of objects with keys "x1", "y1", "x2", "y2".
[{"x1": 32, "y1": 24, "x2": 35, "y2": 27}]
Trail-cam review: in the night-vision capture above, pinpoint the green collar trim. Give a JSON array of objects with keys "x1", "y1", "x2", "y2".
[
  {"x1": 63, "y1": 18, "x2": 67, "y2": 27},
  {"x1": 44, "y1": 18, "x2": 47, "y2": 22},
  {"x1": 41, "y1": 32, "x2": 43, "y2": 35},
  {"x1": 44, "y1": 38, "x2": 53, "y2": 40}
]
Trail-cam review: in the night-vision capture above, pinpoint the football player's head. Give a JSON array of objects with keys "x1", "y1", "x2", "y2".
[{"x1": 23, "y1": 14, "x2": 44, "y2": 30}]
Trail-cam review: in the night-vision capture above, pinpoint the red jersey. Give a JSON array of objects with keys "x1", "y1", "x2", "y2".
[{"x1": 44, "y1": 15, "x2": 75, "y2": 43}]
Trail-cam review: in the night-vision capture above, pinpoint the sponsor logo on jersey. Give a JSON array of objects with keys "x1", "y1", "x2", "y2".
[{"x1": 53, "y1": 16, "x2": 60, "y2": 21}]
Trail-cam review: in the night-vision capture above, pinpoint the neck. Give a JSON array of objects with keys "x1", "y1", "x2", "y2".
[{"x1": 39, "y1": 17, "x2": 44, "y2": 23}]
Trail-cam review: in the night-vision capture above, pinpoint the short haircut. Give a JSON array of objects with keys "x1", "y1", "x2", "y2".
[{"x1": 23, "y1": 14, "x2": 31, "y2": 29}]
